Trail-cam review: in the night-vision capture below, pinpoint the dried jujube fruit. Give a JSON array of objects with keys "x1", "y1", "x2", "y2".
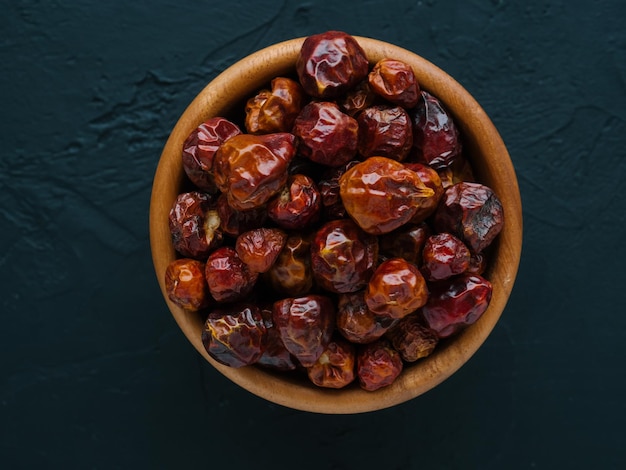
[
  {"x1": 164, "y1": 258, "x2": 211, "y2": 311},
  {"x1": 368, "y1": 58, "x2": 420, "y2": 108},
  {"x1": 182, "y1": 117, "x2": 242, "y2": 193},
  {"x1": 205, "y1": 246, "x2": 258, "y2": 303},
  {"x1": 421, "y1": 274, "x2": 493, "y2": 338},
  {"x1": 169, "y1": 191, "x2": 222, "y2": 259},
  {"x1": 235, "y1": 227, "x2": 287, "y2": 274},
  {"x1": 307, "y1": 338, "x2": 356, "y2": 389},
  {"x1": 379, "y1": 223, "x2": 430, "y2": 267},
  {"x1": 163, "y1": 31, "x2": 505, "y2": 392},
  {"x1": 357, "y1": 105, "x2": 413, "y2": 161},
  {"x1": 336, "y1": 291, "x2": 396, "y2": 344},
  {"x1": 421, "y1": 232, "x2": 471, "y2": 281},
  {"x1": 216, "y1": 192, "x2": 267, "y2": 238},
  {"x1": 411, "y1": 90, "x2": 462, "y2": 169},
  {"x1": 403, "y1": 162, "x2": 444, "y2": 223},
  {"x1": 201, "y1": 304, "x2": 266, "y2": 367},
  {"x1": 339, "y1": 79, "x2": 376, "y2": 116},
  {"x1": 273, "y1": 295, "x2": 335, "y2": 367},
  {"x1": 245, "y1": 77, "x2": 305, "y2": 134},
  {"x1": 386, "y1": 314, "x2": 438, "y2": 362},
  {"x1": 356, "y1": 338, "x2": 403, "y2": 391},
  {"x1": 293, "y1": 101, "x2": 359, "y2": 168},
  {"x1": 339, "y1": 156, "x2": 435, "y2": 235},
  {"x1": 433, "y1": 182, "x2": 504, "y2": 253},
  {"x1": 267, "y1": 174, "x2": 321, "y2": 230},
  {"x1": 265, "y1": 234, "x2": 313, "y2": 297},
  {"x1": 310, "y1": 219, "x2": 378, "y2": 294},
  {"x1": 296, "y1": 30, "x2": 369, "y2": 99},
  {"x1": 365, "y1": 258, "x2": 429, "y2": 319},
  {"x1": 256, "y1": 306, "x2": 297, "y2": 371},
  {"x1": 213, "y1": 132, "x2": 296, "y2": 210}
]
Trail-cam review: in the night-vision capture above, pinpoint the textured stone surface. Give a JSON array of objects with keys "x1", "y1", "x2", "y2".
[{"x1": 1, "y1": 0, "x2": 625, "y2": 467}]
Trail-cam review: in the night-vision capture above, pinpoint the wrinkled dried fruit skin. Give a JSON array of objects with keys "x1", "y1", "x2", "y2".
[
  {"x1": 235, "y1": 227, "x2": 287, "y2": 273},
  {"x1": 169, "y1": 191, "x2": 222, "y2": 258},
  {"x1": 293, "y1": 101, "x2": 359, "y2": 168},
  {"x1": 310, "y1": 219, "x2": 378, "y2": 293},
  {"x1": 368, "y1": 58, "x2": 420, "y2": 108},
  {"x1": 403, "y1": 162, "x2": 444, "y2": 223},
  {"x1": 182, "y1": 117, "x2": 242, "y2": 193},
  {"x1": 386, "y1": 314, "x2": 438, "y2": 362},
  {"x1": 318, "y1": 161, "x2": 359, "y2": 220},
  {"x1": 256, "y1": 306, "x2": 297, "y2": 371},
  {"x1": 267, "y1": 174, "x2": 321, "y2": 230},
  {"x1": 357, "y1": 105, "x2": 413, "y2": 161},
  {"x1": 379, "y1": 223, "x2": 430, "y2": 266},
  {"x1": 205, "y1": 247, "x2": 258, "y2": 303},
  {"x1": 273, "y1": 295, "x2": 335, "y2": 367},
  {"x1": 339, "y1": 80, "x2": 376, "y2": 116},
  {"x1": 296, "y1": 30, "x2": 369, "y2": 99},
  {"x1": 213, "y1": 133, "x2": 296, "y2": 210},
  {"x1": 307, "y1": 338, "x2": 356, "y2": 388},
  {"x1": 336, "y1": 291, "x2": 396, "y2": 344},
  {"x1": 365, "y1": 258, "x2": 429, "y2": 319},
  {"x1": 216, "y1": 193, "x2": 267, "y2": 238},
  {"x1": 421, "y1": 232, "x2": 471, "y2": 281},
  {"x1": 437, "y1": 156, "x2": 476, "y2": 190},
  {"x1": 434, "y1": 182, "x2": 504, "y2": 253},
  {"x1": 357, "y1": 338, "x2": 403, "y2": 391},
  {"x1": 265, "y1": 234, "x2": 313, "y2": 296},
  {"x1": 245, "y1": 77, "x2": 305, "y2": 134},
  {"x1": 422, "y1": 274, "x2": 493, "y2": 338},
  {"x1": 411, "y1": 91, "x2": 462, "y2": 170},
  {"x1": 467, "y1": 252, "x2": 486, "y2": 275},
  {"x1": 201, "y1": 304, "x2": 266, "y2": 367},
  {"x1": 164, "y1": 258, "x2": 211, "y2": 311},
  {"x1": 339, "y1": 156, "x2": 435, "y2": 235}
]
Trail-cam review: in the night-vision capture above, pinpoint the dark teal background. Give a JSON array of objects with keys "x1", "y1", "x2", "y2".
[{"x1": 1, "y1": 0, "x2": 625, "y2": 468}]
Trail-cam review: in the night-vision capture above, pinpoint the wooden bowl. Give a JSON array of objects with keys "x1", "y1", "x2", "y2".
[{"x1": 149, "y1": 36, "x2": 522, "y2": 414}]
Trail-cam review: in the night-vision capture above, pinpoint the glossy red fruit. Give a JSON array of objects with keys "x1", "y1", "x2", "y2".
[
  {"x1": 267, "y1": 174, "x2": 321, "y2": 230},
  {"x1": 433, "y1": 182, "x2": 504, "y2": 253},
  {"x1": 169, "y1": 191, "x2": 222, "y2": 259},
  {"x1": 379, "y1": 223, "x2": 430, "y2": 266},
  {"x1": 213, "y1": 133, "x2": 296, "y2": 210},
  {"x1": 182, "y1": 117, "x2": 242, "y2": 193},
  {"x1": 356, "y1": 339, "x2": 403, "y2": 391},
  {"x1": 421, "y1": 232, "x2": 471, "y2": 281},
  {"x1": 339, "y1": 156, "x2": 435, "y2": 235},
  {"x1": 164, "y1": 258, "x2": 211, "y2": 311},
  {"x1": 411, "y1": 90, "x2": 462, "y2": 169},
  {"x1": 245, "y1": 77, "x2": 305, "y2": 134},
  {"x1": 272, "y1": 295, "x2": 335, "y2": 367},
  {"x1": 368, "y1": 58, "x2": 420, "y2": 108},
  {"x1": 265, "y1": 234, "x2": 313, "y2": 297},
  {"x1": 201, "y1": 304, "x2": 266, "y2": 367},
  {"x1": 296, "y1": 30, "x2": 369, "y2": 99},
  {"x1": 307, "y1": 338, "x2": 356, "y2": 389},
  {"x1": 403, "y1": 162, "x2": 444, "y2": 223},
  {"x1": 421, "y1": 274, "x2": 493, "y2": 338},
  {"x1": 293, "y1": 101, "x2": 359, "y2": 168},
  {"x1": 310, "y1": 219, "x2": 378, "y2": 294},
  {"x1": 365, "y1": 258, "x2": 429, "y2": 319},
  {"x1": 336, "y1": 291, "x2": 396, "y2": 344},
  {"x1": 235, "y1": 227, "x2": 287, "y2": 273},
  {"x1": 256, "y1": 306, "x2": 297, "y2": 371},
  {"x1": 205, "y1": 247, "x2": 258, "y2": 303},
  {"x1": 357, "y1": 105, "x2": 413, "y2": 161}
]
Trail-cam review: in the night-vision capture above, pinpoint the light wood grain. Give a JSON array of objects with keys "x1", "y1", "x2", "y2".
[{"x1": 149, "y1": 37, "x2": 523, "y2": 414}]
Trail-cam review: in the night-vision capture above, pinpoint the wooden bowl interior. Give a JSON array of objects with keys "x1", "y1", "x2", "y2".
[{"x1": 149, "y1": 37, "x2": 523, "y2": 414}]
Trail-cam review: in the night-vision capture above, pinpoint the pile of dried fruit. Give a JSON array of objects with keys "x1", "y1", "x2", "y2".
[{"x1": 164, "y1": 31, "x2": 504, "y2": 391}]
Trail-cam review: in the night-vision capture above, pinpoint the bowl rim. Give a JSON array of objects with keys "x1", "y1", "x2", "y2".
[{"x1": 149, "y1": 35, "x2": 523, "y2": 414}]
